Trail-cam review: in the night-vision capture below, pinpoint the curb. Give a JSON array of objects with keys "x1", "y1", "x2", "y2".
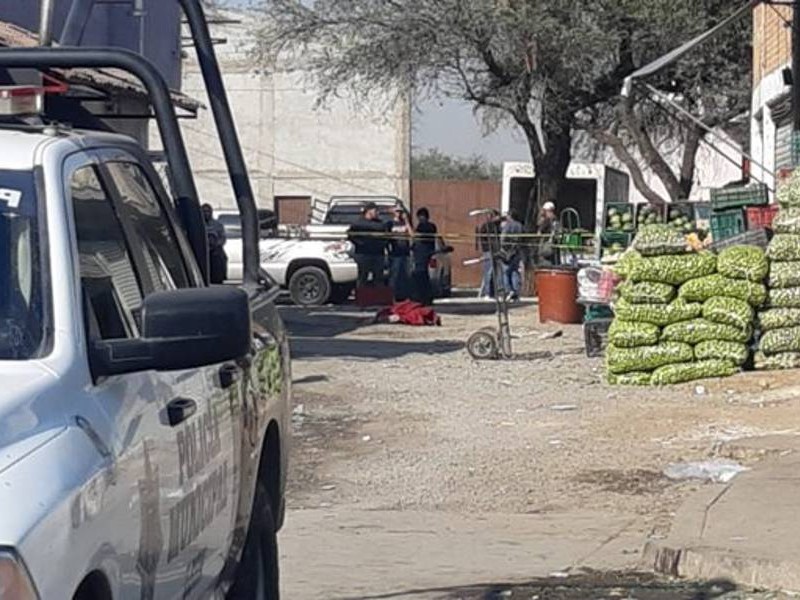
[{"x1": 643, "y1": 540, "x2": 800, "y2": 592}]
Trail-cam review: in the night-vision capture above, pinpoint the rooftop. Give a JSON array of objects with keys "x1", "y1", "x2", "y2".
[{"x1": 0, "y1": 20, "x2": 201, "y2": 113}]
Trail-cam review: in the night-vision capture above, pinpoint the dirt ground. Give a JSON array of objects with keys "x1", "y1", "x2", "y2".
[{"x1": 279, "y1": 298, "x2": 800, "y2": 599}]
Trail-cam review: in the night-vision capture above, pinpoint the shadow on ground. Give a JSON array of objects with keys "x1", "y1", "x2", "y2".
[
  {"x1": 290, "y1": 337, "x2": 464, "y2": 361},
  {"x1": 340, "y1": 572, "x2": 741, "y2": 600}
]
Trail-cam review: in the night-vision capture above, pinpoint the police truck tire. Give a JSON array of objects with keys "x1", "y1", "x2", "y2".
[
  {"x1": 289, "y1": 266, "x2": 331, "y2": 306},
  {"x1": 227, "y1": 483, "x2": 279, "y2": 599}
]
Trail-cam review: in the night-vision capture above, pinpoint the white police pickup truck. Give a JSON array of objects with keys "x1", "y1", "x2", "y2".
[{"x1": 0, "y1": 128, "x2": 289, "y2": 599}]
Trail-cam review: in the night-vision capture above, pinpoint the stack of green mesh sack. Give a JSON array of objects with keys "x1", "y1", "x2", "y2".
[
  {"x1": 606, "y1": 223, "x2": 766, "y2": 385},
  {"x1": 757, "y1": 171, "x2": 800, "y2": 370}
]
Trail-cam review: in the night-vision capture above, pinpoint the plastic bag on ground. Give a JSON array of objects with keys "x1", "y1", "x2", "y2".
[
  {"x1": 618, "y1": 281, "x2": 675, "y2": 304},
  {"x1": 767, "y1": 234, "x2": 800, "y2": 262},
  {"x1": 716, "y1": 245, "x2": 768, "y2": 282},
  {"x1": 754, "y1": 351, "x2": 800, "y2": 370},
  {"x1": 758, "y1": 308, "x2": 800, "y2": 331},
  {"x1": 632, "y1": 224, "x2": 687, "y2": 256},
  {"x1": 628, "y1": 252, "x2": 716, "y2": 286},
  {"x1": 694, "y1": 340, "x2": 748, "y2": 366},
  {"x1": 614, "y1": 298, "x2": 702, "y2": 327},
  {"x1": 606, "y1": 342, "x2": 693, "y2": 375},
  {"x1": 678, "y1": 274, "x2": 766, "y2": 307},
  {"x1": 663, "y1": 460, "x2": 748, "y2": 483},
  {"x1": 661, "y1": 318, "x2": 751, "y2": 345},
  {"x1": 606, "y1": 371, "x2": 652, "y2": 386},
  {"x1": 608, "y1": 320, "x2": 660, "y2": 348},
  {"x1": 701, "y1": 296, "x2": 754, "y2": 331},
  {"x1": 759, "y1": 326, "x2": 800, "y2": 354}
]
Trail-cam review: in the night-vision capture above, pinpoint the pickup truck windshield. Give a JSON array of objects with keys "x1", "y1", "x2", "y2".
[
  {"x1": 0, "y1": 170, "x2": 45, "y2": 360},
  {"x1": 324, "y1": 205, "x2": 395, "y2": 225}
]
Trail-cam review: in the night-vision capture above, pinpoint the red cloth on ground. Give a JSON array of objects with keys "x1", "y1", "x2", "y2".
[{"x1": 376, "y1": 300, "x2": 441, "y2": 326}]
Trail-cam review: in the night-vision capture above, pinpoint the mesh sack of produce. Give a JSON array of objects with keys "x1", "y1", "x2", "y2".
[
  {"x1": 767, "y1": 234, "x2": 800, "y2": 262},
  {"x1": 617, "y1": 281, "x2": 675, "y2": 304},
  {"x1": 773, "y1": 207, "x2": 800, "y2": 234},
  {"x1": 716, "y1": 245, "x2": 768, "y2": 283},
  {"x1": 632, "y1": 224, "x2": 687, "y2": 256},
  {"x1": 606, "y1": 341, "x2": 693, "y2": 374},
  {"x1": 760, "y1": 326, "x2": 800, "y2": 354},
  {"x1": 678, "y1": 274, "x2": 766, "y2": 307},
  {"x1": 607, "y1": 371, "x2": 652, "y2": 386},
  {"x1": 628, "y1": 252, "x2": 716, "y2": 286},
  {"x1": 694, "y1": 340, "x2": 748, "y2": 366},
  {"x1": 777, "y1": 171, "x2": 800, "y2": 208},
  {"x1": 767, "y1": 286, "x2": 800, "y2": 308},
  {"x1": 754, "y1": 351, "x2": 800, "y2": 370},
  {"x1": 767, "y1": 261, "x2": 800, "y2": 289},
  {"x1": 661, "y1": 318, "x2": 751, "y2": 344},
  {"x1": 701, "y1": 296, "x2": 754, "y2": 331},
  {"x1": 614, "y1": 298, "x2": 702, "y2": 326},
  {"x1": 758, "y1": 308, "x2": 800, "y2": 331},
  {"x1": 650, "y1": 359, "x2": 738, "y2": 385},
  {"x1": 612, "y1": 250, "x2": 642, "y2": 279},
  {"x1": 608, "y1": 320, "x2": 660, "y2": 348}
]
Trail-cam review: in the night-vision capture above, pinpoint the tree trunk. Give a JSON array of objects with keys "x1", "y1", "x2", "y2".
[{"x1": 522, "y1": 121, "x2": 572, "y2": 229}]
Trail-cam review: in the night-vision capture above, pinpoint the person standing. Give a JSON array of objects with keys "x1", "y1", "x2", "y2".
[
  {"x1": 536, "y1": 201, "x2": 560, "y2": 266},
  {"x1": 501, "y1": 210, "x2": 524, "y2": 302},
  {"x1": 412, "y1": 207, "x2": 438, "y2": 305},
  {"x1": 202, "y1": 203, "x2": 228, "y2": 284},
  {"x1": 348, "y1": 201, "x2": 390, "y2": 287},
  {"x1": 476, "y1": 209, "x2": 501, "y2": 299},
  {"x1": 388, "y1": 206, "x2": 412, "y2": 300}
]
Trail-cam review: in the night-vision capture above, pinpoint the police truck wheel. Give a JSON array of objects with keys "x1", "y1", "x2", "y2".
[
  {"x1": 466, "y1": 327, "x2": 499, "y2": 360},
  {"x1": 289, "y1": 266, "x2": 331, "y2": 306},
  {"x1": 227, "y1": 483, "x2": 280, "y2": 600}
]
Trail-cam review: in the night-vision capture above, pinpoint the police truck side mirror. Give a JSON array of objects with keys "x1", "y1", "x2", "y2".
[{"x1": 90, "y1": 287, "x2": 251, "y2": 377}]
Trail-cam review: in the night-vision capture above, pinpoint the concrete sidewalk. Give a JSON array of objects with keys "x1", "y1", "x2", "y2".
[{"x1": 644, "y1": 435, "x2": 800, "y2": 592}]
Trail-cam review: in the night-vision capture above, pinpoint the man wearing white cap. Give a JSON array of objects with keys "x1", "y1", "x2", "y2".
[{"x1": 537, "y1": 201, "x2": 560, "y2": 266}]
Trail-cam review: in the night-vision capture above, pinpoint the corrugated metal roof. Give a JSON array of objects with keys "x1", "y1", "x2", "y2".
[{"x1": 0, "y1": 20, "x2": 200, "y2": 112}]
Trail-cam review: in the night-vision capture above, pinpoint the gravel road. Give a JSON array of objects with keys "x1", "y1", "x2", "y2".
[{"x1": 279, "y1": 299, "x2": 800, "y2": 598}]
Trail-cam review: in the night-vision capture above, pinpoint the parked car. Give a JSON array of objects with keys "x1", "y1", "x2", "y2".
[{"x1": 218, "y1": 209, "x2": 358, "y2": 305}]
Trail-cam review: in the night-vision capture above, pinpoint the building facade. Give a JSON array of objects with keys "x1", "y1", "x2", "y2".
[
  {"x1": 178, "y1": 10, "x2": 411, "y2": 220},
  {"x1": 751, "y1": 2, "x2": 794, "y2": 189}
]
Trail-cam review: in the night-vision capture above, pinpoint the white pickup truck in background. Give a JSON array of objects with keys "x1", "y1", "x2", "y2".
[
  {"x1": 220, "y1": 197, "x2": 453, "y2": 306},
  {"x1": 219, "y1": 209, "x2": 358, "y2": 306}
]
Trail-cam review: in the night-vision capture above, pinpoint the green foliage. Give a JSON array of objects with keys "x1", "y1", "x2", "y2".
[
  {"x1": 411, "y1": 148, "x2": 501, "y2": 181},
  {"x1": 768, "y1": 261, "x2": 800, "y2": 289},
  {"x1": 618, "y1": 281, "x2": 675, "y2": 304},
  {"x1": 606, "y1": 371, "x2": 652, "y2": 386},
  {"x1": 760, "y1": 327, "x2": 800, "y2": 355},
  {"x1": 758, "y1": 308, "x2": 800, "y2": 331}
]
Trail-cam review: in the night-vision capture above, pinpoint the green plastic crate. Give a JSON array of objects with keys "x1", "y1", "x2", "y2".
[
  {"x1": 710, "y1": 209, "x2": 745, "y2": 243},
  {"x1": 710, "y1": 184, "x2": 768, "y2": 211},
  {"x1": 604, "y1": 202, "x2": 635, "y2": 234}
]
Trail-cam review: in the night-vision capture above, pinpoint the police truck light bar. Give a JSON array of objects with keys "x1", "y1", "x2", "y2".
[{"x1": 0, "y1": 86, "x2": 43, "y2": 116}]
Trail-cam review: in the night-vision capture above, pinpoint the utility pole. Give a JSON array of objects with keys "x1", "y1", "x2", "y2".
[{"x1": 793, "y1": 0, "x2": 800, "y2": 130}]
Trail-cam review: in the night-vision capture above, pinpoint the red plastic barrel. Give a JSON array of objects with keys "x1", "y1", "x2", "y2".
[{"x1": 534, "y1": 268, "x2": 583, "y2": 324}]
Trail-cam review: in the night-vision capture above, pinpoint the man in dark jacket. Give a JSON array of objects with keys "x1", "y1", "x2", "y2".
[
  {"x1": 348, "y1": 202, "x2": 390, "y2": 287},
  {"x1": 476, "y1": 209, "x2": 501, "y2": 298}
]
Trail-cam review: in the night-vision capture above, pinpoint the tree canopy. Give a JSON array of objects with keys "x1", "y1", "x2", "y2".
[{"x1": 253, "y1": 0, "x2": 751, "y2": 218}]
